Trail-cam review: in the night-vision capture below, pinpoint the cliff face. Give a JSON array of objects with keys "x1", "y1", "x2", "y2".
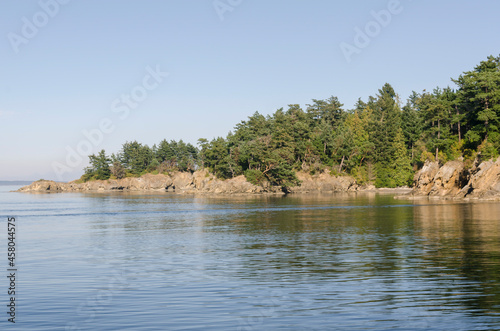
[
  {"x1": 411, "y1": 157, "x2": 500, "y2": 200},
  {"x1": 17, "y1": 169, "x2": 359, "y2": 194}
]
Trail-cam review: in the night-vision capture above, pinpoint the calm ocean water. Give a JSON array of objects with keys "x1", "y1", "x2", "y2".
[{"x1": 1, "y1": 183, "x2": 500, "y2": 330}]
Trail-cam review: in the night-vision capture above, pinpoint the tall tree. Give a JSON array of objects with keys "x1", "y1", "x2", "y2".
[
  {"x1": 84, "y1": 150, "x2": 111, "y2": 180},
  {"x1": 426, "y1": 88, "x2": 453, "y2": 161},
  {"x1": 401, "y1": 94, "x2": 423, "y2": 163},
  {"x1": 369, "y1": 83, "x2": 401, "y2": 164},
  {"x1": 368, "y1": 83, "x2": 402, "y2": 186},
  {"x1": 392, "y1": 128, "x2": 413, "y2": 186},
  {"x1": 119, "y1": 141, "x2": 154, "y2": 175}
]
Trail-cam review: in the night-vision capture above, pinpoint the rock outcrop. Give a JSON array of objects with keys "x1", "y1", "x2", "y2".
[
  {"x1": 458, "y1": 158, "x2": 500, "y2": 199},
  {"x1": 408, "y1": 157, "x2": 500, "y2": 200},
  {"x1": 290, "y1": 171, "x2": 358, "y2": 193},
  {"x1": 17, "y1": 169, "x2": 359, "y2": 195},
  {"x1": 413, "y1": 160, "x2": 465, "y2": 197}
]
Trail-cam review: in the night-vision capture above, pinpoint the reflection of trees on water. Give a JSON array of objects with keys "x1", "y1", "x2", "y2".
[
  {"x1": 223, "y1": 196, "x2": 500, "y2": 319},
  {"x1": 413, "y1": 202, "x2": 500, "y2": 316},
  {"x1": 85, "y1": 192, "x2": 500, "y2": 322}
]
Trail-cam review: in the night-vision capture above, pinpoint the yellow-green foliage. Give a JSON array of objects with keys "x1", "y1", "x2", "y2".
[
  {"x1": 125, "y1": 171, "x2": 137, "y2": 178},
  {"x1": 437, "y1": 151, "x2": 448, "y2": 164},
  {"x1": 244, "y1": 169, "x2": 266, "y2": 185},
  {"x1": 417, "y1": 142, "x2": 435, "y2": 163},
  {"x1": 351, "y1": 165, "x2": 368, "y2": 184},
  {"x1": 449, "y1": 140, "x2": 464, "y2": 160},
  {"x1": 329, "y1": 168, "x2": 341, "y2": 177},
  {"x1": 478, "y1": 139, "x2": 499, "y2": 162}
]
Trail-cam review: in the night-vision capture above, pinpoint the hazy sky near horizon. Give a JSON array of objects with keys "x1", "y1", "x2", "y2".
[{"x1": 1, "y1": 0, "x2": 499, "y2": 181}]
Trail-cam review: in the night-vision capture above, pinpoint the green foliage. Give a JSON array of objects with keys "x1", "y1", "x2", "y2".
[
  {"x1": 453, "y1": 55, "x2": 500, "y2": 150},
  {"x1": 351, "y1": 165, "x2": 368, "y2": 184},
  {"x1": 244, "y1": 169, "x2": 266, "y2": 185},
  {"x1": 478, "y1": 139, "x2": 499, "y2": 162},
  {"x1": 374, "y1": 165, "x2": 396, "y2": 188},
  {"x1": 156, "y1": 139, "x2": 198, "y2": 172},
  {"x1": 147, "y1": 158, "x2": 160, "y2": 172},
  {"x1": 369, "y1": 83, "x2": 401, "y2": 164},
  {"x1": 449, "y1": 140, "x2": 464, "y2": 161},
  {"x1": 120, "y1": 141, "x2": 154, "y2": 175},
  {"x1": 392, "y1": 128, "x2": 413, "y2": 186},
  {"x1": 199, "y1": 137, "x2": 234, "y2": 178},
  {"x1": 401, "y1": 95, "x2": 423, "y2": 164},
  {"x1": 265, "y1": 162, "x2": 301, "y2": 192},
  {"x1": 84, "y1": 150, "x2": 111, "y2": 181}
]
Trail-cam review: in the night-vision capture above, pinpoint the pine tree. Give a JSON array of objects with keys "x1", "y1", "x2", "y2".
[
  {"x1": 119, "y1": 141, "x2": 154, "y2": 175},
  {"x1": 369, "y1": 83, "x2": 401, "y2": 165},
  {"x1": 453, "y1": 55, "x2": 500, "y2": 149},
  {"x1": 368, "y1": 83, "x2": 402, "y2": 186},
  {"x1": 401, "y1": 94, "x2": 423, "y2": 164},
  {"x1": 85, "y1": 150, "x2": 111, "y2": 180},
  {"x1": 392, "y1": 128, "x2": 413, "y2": 186}
]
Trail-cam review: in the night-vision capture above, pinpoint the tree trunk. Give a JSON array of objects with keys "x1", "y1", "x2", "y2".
[{"x1": 338, "y1": 155, "x2": 345, "y2": 173}]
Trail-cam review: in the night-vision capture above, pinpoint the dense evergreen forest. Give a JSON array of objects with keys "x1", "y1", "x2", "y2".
[{"x1": 82, "y1": 55, "x2": 500, "y2": 190}]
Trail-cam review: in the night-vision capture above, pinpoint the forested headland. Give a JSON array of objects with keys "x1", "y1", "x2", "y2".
[{"x1": 81, "y1": 55, "x2": 500, "y2": 191}]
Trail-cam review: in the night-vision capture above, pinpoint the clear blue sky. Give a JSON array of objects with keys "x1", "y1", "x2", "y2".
[{"x1": 1, "y1": 0, "x2": 499, "y2": 181}]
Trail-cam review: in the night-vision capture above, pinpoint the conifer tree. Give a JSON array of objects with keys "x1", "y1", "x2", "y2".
[{"x1": 392, "y1": 128, "x2": 413, "y2": 186}]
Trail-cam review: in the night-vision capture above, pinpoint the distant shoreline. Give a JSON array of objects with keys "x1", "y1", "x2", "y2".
[{"x1": 0, "y1": 181, "x2": 34, "y2": 186}]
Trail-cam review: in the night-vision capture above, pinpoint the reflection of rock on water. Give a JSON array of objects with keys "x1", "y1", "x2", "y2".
[
  {"x1": 414, "y1": 202, "x2": 500, "y2": 243},
  {"x1": 412, "y1": 201, "x2": 500, "y2": 319},
  {"x1": 414, "y1": 201, "x2": 500, "y2": 286}
]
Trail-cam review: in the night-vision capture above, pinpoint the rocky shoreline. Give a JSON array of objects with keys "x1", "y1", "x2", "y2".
[
  {"x1": 398, "y1": 156, "x2": 500, "y2": 201},
  {"x1": 21, "y1": 157, "x2": 500, "y2": 200},
  {"x1": 17, "y1": 169, "x2": 364, "y2": 195}
]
